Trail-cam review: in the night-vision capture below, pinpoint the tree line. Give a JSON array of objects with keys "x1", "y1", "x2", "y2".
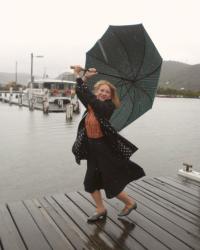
[
  {"x1": 157, "y1": 87, "x2": 200, "y2": 98},
  {"x1": 0, "y1": 81, "x2": 25, "y2": 91}
]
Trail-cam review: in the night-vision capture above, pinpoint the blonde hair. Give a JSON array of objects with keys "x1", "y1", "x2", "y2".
[{"x1": 93, "y1": 80, "x2": 120, "y2": 108}]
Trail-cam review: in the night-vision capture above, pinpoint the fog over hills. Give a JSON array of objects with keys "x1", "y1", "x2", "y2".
[
  {"x1": 0, "y1": 72, "x2": 30, "y2": 86},
  {"x1": 1, "y1": 61, "x2": 200, "y2": 91},
  {"x1": 159, "y1": 61, "x2": 200, "y2": 91}
]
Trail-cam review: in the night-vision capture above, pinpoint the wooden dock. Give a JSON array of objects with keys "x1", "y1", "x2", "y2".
[{"x1": 0, "y1": 176, "x2": 200, "y2": 250}]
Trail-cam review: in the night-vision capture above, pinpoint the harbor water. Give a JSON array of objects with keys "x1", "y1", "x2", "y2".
[{"x1": 0, "y1": 97, "x2": 199, "y2": 203}]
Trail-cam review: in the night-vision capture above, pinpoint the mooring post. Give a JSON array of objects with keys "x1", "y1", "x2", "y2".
[
  {"x1": 183, "y1": 162, "x2": 193, "y2": 172},
  {"x1": 9, "y1": 87, "x2": 13, "y2": 105},
  {"x1": 18, "y1": 87, "x2": 23, "y2": 106},
  {"x1": 66, "y1": 103, "x2": 73, "y2": 120}
]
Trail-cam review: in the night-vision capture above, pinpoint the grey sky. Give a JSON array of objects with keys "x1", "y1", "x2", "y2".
[{"x1": 1, "y1": 0, "x2": 200, "y2": 78}]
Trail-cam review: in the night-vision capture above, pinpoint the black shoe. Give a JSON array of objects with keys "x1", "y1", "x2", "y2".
[
  {"x1": 87, "y1": 210, "x2": 107, "y2": 222},
  {"x1": 118, "y1": 202, "x2": 137, "y2": 217}
]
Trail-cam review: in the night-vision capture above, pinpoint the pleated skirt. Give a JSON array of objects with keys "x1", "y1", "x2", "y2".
[{"x1": 84, "y1": 137, "x2": 145, "y2": 199}]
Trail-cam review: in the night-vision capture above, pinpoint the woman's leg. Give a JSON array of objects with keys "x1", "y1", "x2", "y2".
[
  {"x1": 116, "y1": 191, "x2": 136, "y2": 208},
  {"x1": 91, "y1": 190, "x2": 106, "y2": 213}
]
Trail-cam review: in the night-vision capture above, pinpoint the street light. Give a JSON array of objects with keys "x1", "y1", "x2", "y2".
[
  {"x1": 29, "y1": 53, "x2": 44, "y2": 110},
  {"x1": 30, "y1": 53, "x2": 44, "y2": 84},
  {"x1": 15, "y1": 61, "x2": 18, "y2": 85}
]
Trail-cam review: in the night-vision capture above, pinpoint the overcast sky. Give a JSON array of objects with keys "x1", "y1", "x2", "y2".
[{"x1": 1, "y1": 0, "x2": 200, "y2": 78}]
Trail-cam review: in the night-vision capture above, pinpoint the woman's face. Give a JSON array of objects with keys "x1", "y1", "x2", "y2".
[{"x1": 95, "y1": 84, "x2": 111, "y2": 101}]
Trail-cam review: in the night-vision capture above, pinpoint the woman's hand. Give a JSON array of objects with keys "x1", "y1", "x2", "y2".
[
  {"x1": 83, "y1": 68, "x2": 98, "y2": 81},
  {"x1": 71, "y1": 65, "x2": 84, "y2": 77},
  {"x1": 71, "y1": 65, "x2": 98, "y2": 81}
]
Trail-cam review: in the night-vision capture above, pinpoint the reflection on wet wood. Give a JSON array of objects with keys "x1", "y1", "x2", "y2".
[{"x1": 0, "y1": 176, "x2": 200, "y2": 250}]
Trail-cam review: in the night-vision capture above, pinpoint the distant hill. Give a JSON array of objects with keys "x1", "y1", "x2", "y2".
[
  {"x1": 1, "y1": 61, "x2": 200, "y2": 91},
  {"x1": 159, "y1": 61, "x2": 200, "y2": 91},
  {"x1": 58, "y1": 61, "x2": 200, "y2": 91},
  {"x1": 0, "y1": 72, "x2": 30, "y2": 86}
]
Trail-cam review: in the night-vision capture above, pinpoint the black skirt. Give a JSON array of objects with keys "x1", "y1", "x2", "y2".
[{"x1": 84, "y1": 137, "x2": 145, "y2": 199}]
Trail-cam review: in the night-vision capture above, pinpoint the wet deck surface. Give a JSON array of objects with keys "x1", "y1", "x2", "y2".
[{"x1": 0, "y1": 176, "x2": 200, "y2": 250}]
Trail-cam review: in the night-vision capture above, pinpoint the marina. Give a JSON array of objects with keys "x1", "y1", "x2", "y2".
[
  {"x1": 0, "y1": 175, "x2": 200, "y2": 250},
  {"x1": 0, "y1": 79, "x2": 80, "y2": 115}
]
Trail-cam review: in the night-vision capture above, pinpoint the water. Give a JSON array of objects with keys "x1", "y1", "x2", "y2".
[{"x1": 0, "y1": 98, "x2": 199, "y2": 203}]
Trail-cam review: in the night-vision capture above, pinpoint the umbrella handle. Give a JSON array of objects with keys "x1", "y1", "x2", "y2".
[
  {"x1": 70, "y1": 66, "x2": 87, "y2": 72},
  {"x1": 70, "y1": 66, "x2": 97, "y2": 74}
]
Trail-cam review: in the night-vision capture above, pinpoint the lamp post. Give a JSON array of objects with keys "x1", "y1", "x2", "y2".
[
  {"x1": 29, "y1": 53, "x2": 44, "y2": 110},
  {"x1": 15, "y1": 61, "x2": 18, "y2": 85},
  {"x1": 30, "y1": 53, "x2": 44, "y2": 84}
]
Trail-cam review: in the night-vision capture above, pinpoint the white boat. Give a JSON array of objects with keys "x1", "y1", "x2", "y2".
[
  {"x1": 25, "y1": 79, "x2": 79, "y2": 113},
  {"x1": 178, "y1": 163, "x2": 200, "y2": 182}
]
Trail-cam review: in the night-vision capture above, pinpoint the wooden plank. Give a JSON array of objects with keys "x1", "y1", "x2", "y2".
[
  {"x1": 144, "y1": 177, "x2": 200, "y2": 209},
  {"x1": 67, "y1": 192, "x2": 146, "y2": 250},
  {"x1": 7, "y1": 201, "x2": 51, "y2": 250},
  {"x1": 167, "y1": 176, "x2": 200, "y2": 191},
  {"x1": 0, "y1": 205, "x2": 26, "y2": 250},
  {"x1": 79, "y1": 191, "x2": 192, "y2": 250},
  {"x1": 39, "y1": 196, "x2": 95, "y2": 250},
  {"x1": 105, "y1": 196, "x2": 194, "y2": 250},
  {"x1": 133, "y1": 180, "x2": 200, "y2": 218},
  {"x1": 52, "y1": 193, "x2": 120, "y2": 250},
  {"x1": 175, "y1": 176, "x2": 200, "y2": 188},
  {"x1": 1, "y1": 177, "x2": 200, "y2": 250},
  {"x1": 126, "y1": 185, "x2": 200, "y2": 249},
  {"x1": 23, "y1": 199, "x2": 74, "y2": 250},
  {"x1": 143, "y1": 178, "x2": 199, "y2": 206},
  {"x1": 130, "y1": 182, "x2": 199, "y2": 226},
  {"x1": 150, "y1": 177, "x2": 200, "y2": 201},
  {"x1": 155, "y1": 177, "x2": 200, "y2": 198},
  {"x1": 126, "y1": 185, "x2": 200, "y2": 239}
]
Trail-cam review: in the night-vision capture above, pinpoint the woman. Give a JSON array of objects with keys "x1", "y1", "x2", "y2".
[{"x1": 72, "y1": 66, "x2": 145, "y2": 222}]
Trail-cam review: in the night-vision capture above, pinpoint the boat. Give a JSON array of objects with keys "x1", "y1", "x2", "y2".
[{"x1": 25, "y1": 79, "x2": 80, "y2": 113}]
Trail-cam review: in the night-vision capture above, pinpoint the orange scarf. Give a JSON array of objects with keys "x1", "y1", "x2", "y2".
[{"x1": 85, "y1": 105, "x2": 103, "y2": 138}]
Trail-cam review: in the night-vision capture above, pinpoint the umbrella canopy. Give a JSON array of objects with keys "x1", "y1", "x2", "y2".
[{"x1": 85, "y1": 24, "x2": 162, "y2": 131}]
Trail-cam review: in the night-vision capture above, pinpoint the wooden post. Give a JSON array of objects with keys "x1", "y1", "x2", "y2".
[
  {"x1": 18, "y1": 88, "x2": 23, "y2": 106},
  {"x1": 66, "y1": 103, "x2": 73, "y2": 120},
  {"x1": 28, "y1": 88, "x2": 34, "y2": 111},
  {"x1": 9, "y1": 87, "x2": 13, "y2": 105},
  {"x1": 42, "y1": 91, "x2": 49, "y2": 114}
]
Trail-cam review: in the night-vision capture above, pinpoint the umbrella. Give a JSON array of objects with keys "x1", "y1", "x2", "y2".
[{"x1": 85, "y1": 24, "x2": 162, "y2": 132}]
